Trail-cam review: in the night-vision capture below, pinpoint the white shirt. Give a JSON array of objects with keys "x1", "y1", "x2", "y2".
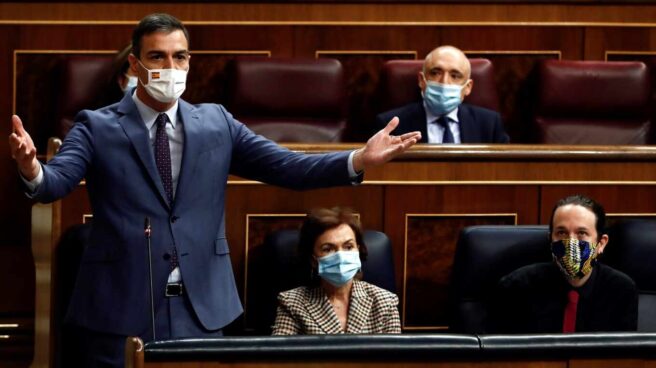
[{"x1": 424, "y1": 101, "x2": 461, "y2": 144}]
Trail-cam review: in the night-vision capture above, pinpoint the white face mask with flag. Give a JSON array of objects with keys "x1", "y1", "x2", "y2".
[{"x1": 138, "y1": 60, "x2": 188, "y2": 103}]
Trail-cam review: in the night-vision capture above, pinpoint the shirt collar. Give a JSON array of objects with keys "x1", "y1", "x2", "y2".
[
  {"x1": 132, "y1": 91, "x2": 179, "y2": 130},
  {"x1": 423, "y1": 100, "x2": 460, "y2": 125}
]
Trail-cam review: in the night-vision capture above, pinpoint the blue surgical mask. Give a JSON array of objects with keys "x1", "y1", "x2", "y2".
[
  {"x1": 122, "y1": 75, "x2": 138, "y2": 94},
  {"x1": 551, "y1": 238, "x2": 598, "y2": 280},
  {"x1": 317, "y1": 251, "x2": 361, "y2": 287},
  {"x1": 422, "y1": 80, "x2": 464, "y2": 116}
]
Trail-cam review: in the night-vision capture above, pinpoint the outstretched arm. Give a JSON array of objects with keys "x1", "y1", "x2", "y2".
[{"x1": 352, "y1": 116, "x2": 421, "y2": 173}]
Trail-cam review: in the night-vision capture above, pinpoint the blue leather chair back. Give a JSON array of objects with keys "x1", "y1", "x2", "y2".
[
  {"x1": 605, "y1": 220, "x2": 656, "y2": 332},
  {"x1": 450, "y1": 225, "x2": 551, "y2": 333}
]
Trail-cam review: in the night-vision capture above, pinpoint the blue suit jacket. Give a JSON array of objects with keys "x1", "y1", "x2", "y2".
[
  {"x1": 375, "y1": 102, "x2": 509, "y2": 144},
  {"x1": 33, "y1": 93, "x2": 356, "y2": 336}
]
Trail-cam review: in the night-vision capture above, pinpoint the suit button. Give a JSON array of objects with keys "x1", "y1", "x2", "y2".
[
  {"x1": 163, "y1": 253, "x2": 171, "y2": 261},
  {"x1": 170, "y1": 216, "x2": 179, "y2": 223}
]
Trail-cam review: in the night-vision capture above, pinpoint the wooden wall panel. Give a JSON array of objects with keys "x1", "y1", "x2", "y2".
[
  {"x1": 403, "y1": 214, "x2": 516, "y2": 329},
  {"x1": 539, "y1": 186, "x2": 656, "y2": 225},
  {"x1": 584, "y1": 27, "x2": 656, "y2": 60},
  {"x1": 2, "y1": 3, "x2": 656, "y2": 23},
  {"x1": 383, "y1": 185, "x2": 540, "y2": 329},
  {"x1": 188, "y1": 26, "x2": 294, "y2": 57}
]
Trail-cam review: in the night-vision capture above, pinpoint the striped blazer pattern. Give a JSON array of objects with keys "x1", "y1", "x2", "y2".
[{"x1": 272, "y1": 280, "x2": 401, "y2": 335}]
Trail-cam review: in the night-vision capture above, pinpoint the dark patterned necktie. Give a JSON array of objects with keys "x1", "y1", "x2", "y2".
[
  {"x1": 154, "y1": 113, "x2": 179, "y2": 270},
  {"x1": 154, "y1": 113, "x2": 173, "y2": 204},
  {"x1": 436, "y1": 116, "x2": 454, "y2": 144}
]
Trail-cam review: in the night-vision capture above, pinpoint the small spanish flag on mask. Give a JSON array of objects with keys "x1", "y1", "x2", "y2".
[{"x1": 152, "y1": 72, "x2": 160, "y2": 79}]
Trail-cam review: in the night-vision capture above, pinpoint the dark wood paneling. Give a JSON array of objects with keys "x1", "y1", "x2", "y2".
[
  {"x1": 2, "y1": 3, "x2": 656, "y2": 23},
  {"x1": 584, "y1": 27, "x2": 656, "y2": 60},
  {"x1": 383, "y1": 185, "x2": 539, "y2": 329},
  {"x1": 540, "y1": 186, "x2": 656, "y2": 225},
  {"x1": 188, "y1": 26, "x2": 294, "y2": 57},
  {"x1": 403, "y1": 214, "x2": 516, "y2": 329}
]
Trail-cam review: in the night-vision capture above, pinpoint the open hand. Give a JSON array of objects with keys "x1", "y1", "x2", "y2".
[
  {"x1": 8, "y1": 115, "x2": 40, "y2": 180},
  {"x1": 353, "y1": 117, "x2": 421, "y2": 172}
]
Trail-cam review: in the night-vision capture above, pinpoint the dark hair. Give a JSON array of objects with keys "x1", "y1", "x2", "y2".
[
  {"x1": 112, "y1": 44, "x2": 132, "y2": 78},
  {"x1": 549, "y1": 194, "x2": 606, "y2": 238},
  {"x1": 299, "y1": 207, "x2": 368, "y2": 285},
  {"x1": 131, "y1": 13, "x2": 189, "y2": 59}
]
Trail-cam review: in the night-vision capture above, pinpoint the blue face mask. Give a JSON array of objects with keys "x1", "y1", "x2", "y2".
[
  {"x1": 422, "y1": 80, "x2": 464, "y2": 116},
  {"x1": 317, "y1": 251, "x2": 361, "y2": 287},
  {"x1": 122, "y1": 75, "x2": 138, "y2": 94}
]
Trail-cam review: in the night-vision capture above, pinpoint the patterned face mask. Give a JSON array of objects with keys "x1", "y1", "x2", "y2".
[{"x1": 551, "y1": 238, "x2": 598, "y2": 280}]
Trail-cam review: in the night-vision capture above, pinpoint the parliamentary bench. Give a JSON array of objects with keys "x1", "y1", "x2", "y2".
[{"x1": 125, "y1": 333, "x2": 656, "y2": 368}]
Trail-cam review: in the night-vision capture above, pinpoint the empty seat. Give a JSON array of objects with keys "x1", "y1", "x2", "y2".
[
  {"x1": 227, "y1": 57, "x2": 347, "y2": 142},
  {"x1": 534, "y1": 60, "x2": 651, "y2": 144},
  {"x1": 449, "y1": 225, "x2": 551, "y2": 333},
  {"x1": 605, "y1": 220, "x2": 656, "y2": 332},
  {"x1": 378, "y1": 58, "x2": 500, "y2": 113}
]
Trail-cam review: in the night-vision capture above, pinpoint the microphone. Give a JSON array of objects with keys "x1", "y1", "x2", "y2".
[{"x1": 144, "y1": 217, "x2": 156, "y2": 341}]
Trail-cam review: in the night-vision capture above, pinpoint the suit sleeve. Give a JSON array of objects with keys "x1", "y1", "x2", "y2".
[
  {"x1": 492, "y1": 112, "x2": 510, "y2": 143},
  {"x1": 272, "y1": 292, "x2": 302, "y2": 335},
  {"x1": 32, "y1": 114, "x2": 94, "y2": 203},
  {"x1": 219, "y1": 105, "x2": 359, "y2": 190},
  {"x1": 612, "y1": 275, "x2": 639, "y2": 331}
]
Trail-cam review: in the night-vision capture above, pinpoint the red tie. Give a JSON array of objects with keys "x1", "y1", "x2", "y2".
[{"x1": 563, "y1": 290, "x2": 579, "y2": 333}]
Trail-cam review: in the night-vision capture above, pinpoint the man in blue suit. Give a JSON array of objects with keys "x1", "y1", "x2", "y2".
[
  {"x1": 9, "y1": 14, "x2": 420, "y2": 366},
  {"x1": 376, "y1": 46, "x2": 509, "y2": 144}
]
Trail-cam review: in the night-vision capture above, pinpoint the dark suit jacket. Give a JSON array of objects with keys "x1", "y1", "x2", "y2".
[
  {"x1": 375, "y1": 101, "x2": 509, "y2": 144},
  {"x1": 32, "y1": 93, "x2": 357, "y2": 336}
]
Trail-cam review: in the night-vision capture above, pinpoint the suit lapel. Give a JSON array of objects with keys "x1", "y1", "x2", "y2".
[
  {"x1": 346, "y1": 280, "x2": 371, "y2": 334},
  {"x1": 457, "y1": 104, "x2": 476, "y2": 143},
  {"x1": 117, "y1": 95, "x2": 171, "y2": 209},
  {"x1": 410, "y1": 103, "x2": 429, "y2": 143},
  {"x1": 172, "y1": 100, "x2": 201, "y2": 210},
  {"x1": 305, "y1": 287, "x2": 343, "y2": 334}
]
